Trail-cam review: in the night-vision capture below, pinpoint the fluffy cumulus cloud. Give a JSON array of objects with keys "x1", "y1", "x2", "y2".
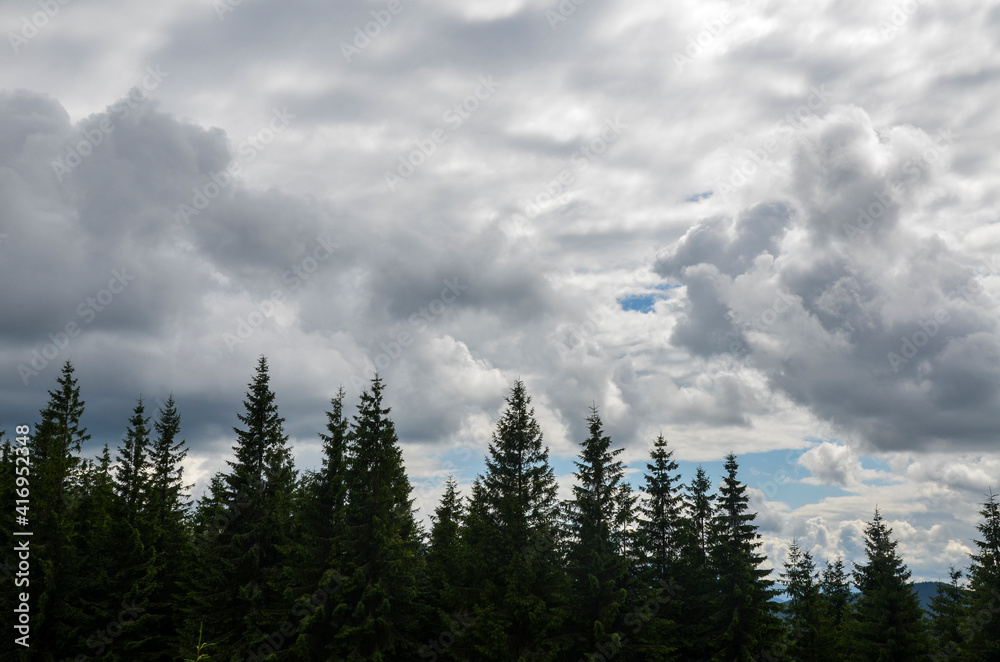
[{"x1": 2, "y1": 0, "x2": 1000, "y2": 580}]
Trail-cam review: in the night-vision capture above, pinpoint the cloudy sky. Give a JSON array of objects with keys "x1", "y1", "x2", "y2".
[{"x1": 3, "y1": 0, "x2": 1000, "y2": 582}]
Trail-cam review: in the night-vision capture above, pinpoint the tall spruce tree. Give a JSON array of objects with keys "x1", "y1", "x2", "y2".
[
  {"x1": 964, "y1": 492, "x2": 1000, "y2": 661},
  {"x1": 820, "y1": 557, "x2": 852, "y2": 627},
  {"x1": 187, "y1": 356, "x2": 297, "y2": 661},
  {"x1": 457, "y1": 379, "x2": 568, "y2": 661},
  {"x1": 114, "y1": 398, "x2": 151, "y2": 524},
  {"x1": 669, "y1": 463, "x2": 717, "y2": 660},
  {"x1": 563, "y1": 407, "x2": 635, "y2": 661},
  {"x1": 328, "y1": 374, "x2": 422, "y2": 661},
  {"x1": 847, "y1": 508, "x2": 929, "y2": 661},
  {"x1": 928, "y1": 567, "x2": 970, "y2": 661},
  {"x1": 290, "y1": 387, "x2": 353, "y2": 660},
  {"x1": 780, "y1": 540, "x2": 837, "y2": 662},
  {"x1": 631, "y1": 433, "x2": 686, "y2": 659},
  {"x1": 422, "y1": 476, "x2": 469, "y2": 661},
  {"x1": 145, "y1": 394, "x2": 193, "y2": 661},
  {"x1": 28, "y1": 361, "x2": 90, "y2": 660},
  {"x1": 685, "y1": 465, "x2": 715, "y2": 566},
  {"x1": 708, "y1": 453, "x2": 781, "y2": 661}
]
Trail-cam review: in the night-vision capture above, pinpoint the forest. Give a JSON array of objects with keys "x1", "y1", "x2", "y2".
[{"x1": 2, "y1": 356, "x2": 998, "y2": 662}]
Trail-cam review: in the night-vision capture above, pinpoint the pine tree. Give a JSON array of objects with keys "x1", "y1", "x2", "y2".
[
  {"x1": 928, "y1": 567, "x2": 970, "y2": 661},
  {"x1": 964, "y1": 492, "x2": 1000, "y2": 661},
  {"x1": 671, "y1": 463, "x2": 717, "y2": 660},
  {"x1": 328, "y1": 374, "x2": 423, "y2": 661},
  {"x1": 457, "y1": 379, "x2": 568, "y2": 661},
  {"x1": 105, "y1": 400, "x2": 163, "y2": 660},
  {"x1": 28, "y1": 361, "x2": 90, "y2": 660},
  {"x1": 290, "y1": 387, "x2": 352, "y2": 660},
  {"x1": 819, "y1": 556, "x2": 852, "y2": 659},
  {"x1": 114, "y1": 398, "x2": 151, "y2": 524},
  {"x1": 820, "y1": 557, "x2": 851, "y2": 627},
  {"x1": 187, "y1": 355, "x2": 297, "y2": 661},
  {"x1": 145, "y1": 394, "x2": 193, "y2": 661},
  {"x1": 847, "y1": 508, "x2": 929, "y2": 661},
  {"x1": 630, "y1": 433, "x2": 686, "y2": 659},
  {"x1": 421, "y1": 476, "x2": 469, "y2": 661},
  {"x1": 563, "y1": 407, "x2": 636, "y2": 661},
  {"x1": 708, "y1": 453, "x2": 781, "y2": 661},
  {"x1": 780, "y1": 540, "x2": 837, "y2": 661},
  {"x1": 686, "y1": 465, "x2": 715, "y2": 567}
]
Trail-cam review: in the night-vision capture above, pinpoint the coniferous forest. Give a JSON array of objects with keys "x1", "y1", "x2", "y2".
[{"x1": 3, "y1": 357, "x2": 1000, "y2": 662}]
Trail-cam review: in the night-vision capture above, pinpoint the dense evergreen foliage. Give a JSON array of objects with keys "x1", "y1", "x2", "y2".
[{"x1": 3, "y1": 358, "x2": 996, "y2": 661}]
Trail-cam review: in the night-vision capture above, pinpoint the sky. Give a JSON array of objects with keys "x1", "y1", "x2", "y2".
[{"x1": 2, "y1": 0, "x2": 999, "y2": 583}]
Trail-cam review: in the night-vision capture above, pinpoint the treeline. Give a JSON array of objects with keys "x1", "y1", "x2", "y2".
[{"x1": 1, "y1": 357, "x2": 999, "y2": 661}]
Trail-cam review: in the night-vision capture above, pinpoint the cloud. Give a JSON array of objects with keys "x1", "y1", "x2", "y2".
[{"x1": 657, "y1": 103, "x2": 1000, "y2": 452}]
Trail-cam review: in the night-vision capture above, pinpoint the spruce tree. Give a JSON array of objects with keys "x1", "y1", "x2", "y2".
[
  {"x1": 457, "y1": 379, "x2": 568, "y2": 661},
  {"x1": 819, "y1": 556, "x2": 852, "y2": 659},
  {"x1": 29, "y1": 361, "x2": 90, "y2": 660},
  {"x1": 820, "y1": 557, "x2": 852, "y2": 627},
  {"x1": 708, "y1": 453, "x2": 781, "y2": 661},
  {"x1": 422, "y1": 476, "x2": 469, "y2": 661},
  {"x1": 964, "y1": 492, "x2": 1000, "y2": 661},
  {"x1": 928, "y1": 567, "x2": 970, "y2": 661},
  {"x1": 114, "y1": 398, "x2": 151, "y2": 524},
  {"x1": 145, "y1": 394, "x2": 193, "y2": 661},
  {"x1": 328, "y1": 374, "x2": 422, "y2": 661},
  {"x1": 780, "y1": 540, "x2": 837, "y2": 661},
  {"x1": 563, "y1": 407, "x2": 635, "y2": 661},
  {"x1": 187, "y1": 355, "x2": 297, "y2": 661},
  {"x1": 290, "y1": 387, "x2": 352, "y2": 660},
  {"x1": 847, "y1": 508, "x2": 929, "y2": 661},
  {"x1": 671, "y1": 463, "x2": 717, "y2": 660},
  {"x1": 686, "y1": 465, "x2": 715, "y2": 566},
  {"x1": 631, "y1": 433, "x2": 686, "y2": 659}
]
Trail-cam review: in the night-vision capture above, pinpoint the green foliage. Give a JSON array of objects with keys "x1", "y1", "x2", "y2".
[
  {"x1": 457, "y1": 379, "x2": 568, "y2": 661},
  {"x1": 563, "y1": 407, "x2": 635, "y2": 661},
  {"x1": 10, "y1": 357, "x2": 985, "y2": 661},
  {"x1": 327, "y1": 374, "x2": 423, "y2": 661},
  {"x1": 780, "y1": 540, "x2": 838, "y2": 661},
  {"x1": 708, "y1": 453, "x2": 782, "y2": 661},
  {"x1": 847, "y1": 508, "x2": 929, "y2": 661},
  {"x1": 928, "y1": 567, "x2": 970, "y2": 661},
  {"x1": 964, "y1": 492, "x2": 1000, "y2": 661},
  {"x1": 186, "y1": 355, "x2": 297, "y2": 661}
]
